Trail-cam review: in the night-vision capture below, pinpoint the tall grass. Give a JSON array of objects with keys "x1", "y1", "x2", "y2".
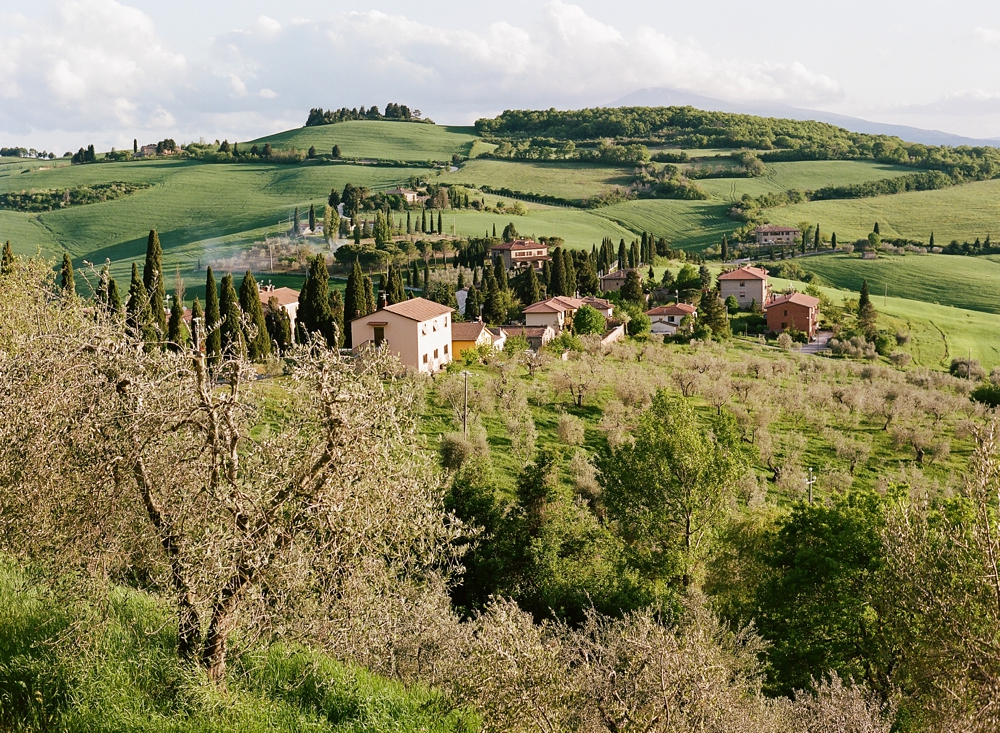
[{"x1": 0, "y1": 563, "x2": 477, "y2": 733}]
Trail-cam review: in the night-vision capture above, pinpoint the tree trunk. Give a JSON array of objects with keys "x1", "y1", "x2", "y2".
[{"x1": 202, "y1": 600, "x2": 236, "y2": 683}]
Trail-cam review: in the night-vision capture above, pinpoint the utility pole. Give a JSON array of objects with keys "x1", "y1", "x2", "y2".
[
  {"x1": 884, "y1": 282, "x2": 887, "y2": 306},
  {"x1": 461, "y1": 370, "x2": 471, "y2": 436},
  {"x1": 806, "y1": 467, "x2": 816, "y2": 504}
]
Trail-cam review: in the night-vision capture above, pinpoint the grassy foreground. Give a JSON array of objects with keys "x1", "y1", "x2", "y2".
[{"x1": 0, "y1": 563, "x2": 476, "y2": 733}]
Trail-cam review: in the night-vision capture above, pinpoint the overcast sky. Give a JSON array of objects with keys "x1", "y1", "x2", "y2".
[{"x1": 3, "y1": 0, "x2": 1000, "y2": 152}]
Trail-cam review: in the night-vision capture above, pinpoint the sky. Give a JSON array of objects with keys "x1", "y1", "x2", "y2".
[{"x1": 3, "y1": 0, "x2": 1000, "y2": 152}]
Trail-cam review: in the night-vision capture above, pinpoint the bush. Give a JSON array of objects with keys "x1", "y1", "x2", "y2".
[
  {"x1": 895, "y1": 331, "x2": 911, "y2": 346},
  {"x1": 777, "y1": 332, "x2": 794, "y2": 350},
  {"x1": 971, "y1": 383, "x2": 1000, "y2": 407},
  {"x1": 889, "y1": 352, "x2": 912, "y2": 368},
  {"x1": 829, "y1": 336, "x2": 878, "y2": 360},
  {"x1": 573, "y1": 304, "x2": 606, "y2": 336},
  {"x1": 873, "y1": 332, "x2": 894, "y2": 356},
  {"x1": 557, "y1": 413, "x2": 586, "y2": 445},
  {"x1": 439, "y1": 432, "x2": 474, "y2": 470},
  {"x1": 949, "y1": 357, "x2": 986, "y2": 381}
]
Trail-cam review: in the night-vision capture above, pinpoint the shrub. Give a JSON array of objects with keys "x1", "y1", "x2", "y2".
[
  {"x1": 557, "y1": 413, "x2": 586, "y2": 445},
  {"x1": 573, "y1": 304, "x2": 606, "y2": 336},
  {"x1": 439, "y1": 432, "x2": 474, "y2": 470},
  {"x1": 949, "y1": 357, "x2": 986, "y2": 381},
  {"x1": 777, "y1": 332, "x2": 794, "y2": 350},
  {"x1": 895, "y1": 331, "x2": 911, "y2": 346},
  {"x1": 889, "y1": 352, "x2": 912, "y2": 368},
  {"x1": 971, "y1": 383, "x2": 1000, "y2": 407}
]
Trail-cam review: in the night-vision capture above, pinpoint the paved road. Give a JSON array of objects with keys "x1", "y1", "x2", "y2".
[{"x1": 801, "y1": 330, "x2": 833, "y2": 355}]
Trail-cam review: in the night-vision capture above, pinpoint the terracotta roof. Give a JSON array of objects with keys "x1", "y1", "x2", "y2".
[
  {"x1": 646, "y1": 303, "x2": 697, "y2": 316},
  {"x1": 259, "y1": 286, "x2": 300, "y2": 307},
  {"x1": 504, "y1": 325, "x2": 554, "y2": 338},
  {"x1": 487, "y1": 327, "x2": 507, "y2": 340},
  {"x1": 601, "y1": 268, "x2": 637, "y2": 281},
  {"x1": 522, "y1": 295, "x2": 583, "y2": 314},
  {"x1": 354, "y1": 297, "x2": 453, "y2": 323},
  {"x1": 489, "y1": 239, "x2": 543, "y2": 251},
  {"x1": 766, "y1": 292, "x2": 820, "y2": 309},
  {"x1": 718, "y1": 266, "x2": 769, "y2": 282},
  {"x1": 755, "y1": 225, "x2": 800, "y2": 233},
  {"x1": 452, "y1": 321, "x2": 489, "y2": 341},
  {"x1": 580, "y1": 296, "x2": 613, "y2": 311}
]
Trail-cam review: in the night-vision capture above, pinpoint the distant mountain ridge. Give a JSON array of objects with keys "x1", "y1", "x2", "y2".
[{"x1": 611, "y1": 88, "x2": 1000, "y2": 148}]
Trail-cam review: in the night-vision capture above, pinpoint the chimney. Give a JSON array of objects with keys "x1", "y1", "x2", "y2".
[{"x1": 379, "y1": 293, "x2": 387, "y2": 310}]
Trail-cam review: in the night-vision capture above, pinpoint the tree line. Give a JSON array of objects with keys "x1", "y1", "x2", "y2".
[{"x1": 305, "y1": 103, "x2": 421, "y2": 126}]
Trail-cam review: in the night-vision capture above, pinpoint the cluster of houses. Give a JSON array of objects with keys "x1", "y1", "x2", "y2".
[{"x1": 259, "y1": 237, "x2": 821, "y2": 375}]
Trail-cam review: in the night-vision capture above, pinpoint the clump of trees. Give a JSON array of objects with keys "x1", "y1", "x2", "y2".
[{"x1": 306, "y1": 103, "x2": 421, "y2": 126}]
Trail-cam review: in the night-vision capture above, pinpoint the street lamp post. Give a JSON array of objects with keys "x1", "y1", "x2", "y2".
[{"x1": 806, "y1": 467, "x2": 816, "y2": 504}]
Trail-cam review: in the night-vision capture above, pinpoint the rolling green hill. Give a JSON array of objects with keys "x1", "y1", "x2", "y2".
[
  {"x1": 250, "y1": 120, "x2": 488, "y2": 162},
  {"x1": 438, "y1": 159, "x2": 634, "y2": 202},
  {"x1": 695, "y1": 160, "x2": 914, "y2": 202}
]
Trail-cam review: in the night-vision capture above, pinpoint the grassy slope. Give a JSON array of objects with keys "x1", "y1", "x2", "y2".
[
  {"x1": 438, "y1": 159, "x2": 634, "y2": 202},
  {"x1": 0, "y1": 158, "x2": 428, "y2": 290},
  {"x1": 0, "y1": 563, "x2": 475, "y2": 732},
  {"x1": 441, "y1": 205, "x2": 635, "y2": 249},
  {"x1": 250, "y1": 120, "x2": 485, "y2": 162},
  {"x1": 696, "y1": 161, "x2": 914, "y2": 202},
  {"x1": 794, "y1": 252, "x2": 1000, "y2": 316},
  {"x1": 768, "y1": 177, "x2": 1000, "y2": 243}
]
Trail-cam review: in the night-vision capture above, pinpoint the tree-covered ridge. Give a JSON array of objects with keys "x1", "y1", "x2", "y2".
[
  {"x1": 476, "y1": 106, "x2": 1000, "y2": 181},
  {"x1": 306, "y1": 103, "x2": 422, "y2": 127},
  {"x1": 0, "y1": 181, "x2": 151, "y2": 212}
]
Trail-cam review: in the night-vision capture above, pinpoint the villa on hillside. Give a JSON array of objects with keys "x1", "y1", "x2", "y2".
[
  {"x1": 599, "y1": 268, "x2": 639, "y2": 293},
  {"x1": 755, "y1": 225, "x2": 800, "y2": 246},
  {"x1": 503, "y1": 324, "x2": 556, "y2": 351},
  {"x1": 350, "y1": 297, "x2": 454, "y2": 374},
  {"x1": 489, "y1": 239, "x2": 550, "y2": 272},
  {"x1": 522, "y1": 295, "x2": 614, "y2": 330},
  {"x1": 452, "y1": 321, "x2": 506, "y2": 358},
  {"x1": 718, "y1": 265, "x2": 770, "y2": 310},
  {"x1": 386, "y1": 187, "x2": 421, "y2": 204},
  {"x1": 646, "y1": 302, "x2": 698, "y2": 336},
  {"x1": 765, "y1": 292, "x2": 821, "y2": 340},
  {"x1": 258, "y1": 284, "x2": 300, "y2": 335}
]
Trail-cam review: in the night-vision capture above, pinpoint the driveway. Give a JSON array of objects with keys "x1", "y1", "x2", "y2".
[{"x1": 801, "y1": 330, "x2": 833, "y2": 355}]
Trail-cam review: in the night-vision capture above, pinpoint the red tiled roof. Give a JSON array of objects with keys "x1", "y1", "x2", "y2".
[
  {"x1": 601, "y1": 268, "x2": 637, "y2": 281},
  {"x1": 489, "y1": 239, "x2": 543, "y2": 251},
  {"x1": 522, "y1": 295, "x2": 583, "y2": 314},
  {"x1": 646, "y1": 303, "x2": 697, "y2": 316},
  {"x1": 755, "y1": 225, "x2": 801, "y2": 233},
  {"x1": 580, "y1": 296, "x2": 613, "y2": 311},
  {"x1": 718, "y1": 266, "x2": 768, "y2": 281},
  {"x1": 259, "y1": 286, "x2": 299, "y2": 307},
  {"x1": 766, "y1": 292, "x2": 820, "y2": 309},
  {"x1": 353, "y1": 297, "x2": 453, "y2": 323},
  {"x1": 452, "y1": 321, "x2": 489, "y2": 341}
]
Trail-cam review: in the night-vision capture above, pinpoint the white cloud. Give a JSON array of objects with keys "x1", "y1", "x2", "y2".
[
  {"x1": 259, "y1": 88, "x2": 277, "y2": 99},
  {"x1": 974, "y1": 27, "x2": 1000, "y2": 43}
]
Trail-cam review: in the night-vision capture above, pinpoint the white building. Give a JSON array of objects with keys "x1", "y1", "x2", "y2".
[{"x1": 350, "y1": 297, "x2": 454, "y2": 374}]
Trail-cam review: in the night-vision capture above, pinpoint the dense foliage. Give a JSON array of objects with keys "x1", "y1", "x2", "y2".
[
  {"x1": 0, "y1": 181, "x2": 151, "y2": 212},
  {"x1": 306, "y1": 103, "x2": 420, "y2": 126}
]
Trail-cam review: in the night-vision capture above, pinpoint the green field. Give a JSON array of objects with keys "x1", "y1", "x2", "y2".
[
  {"x1": 0, "y1": 158, "x2": 429, "y2": 289},
  {"x1": 440, "y1": 205, "x2": 635, "y2": 249},
  {"x1": 696, "y1": 161, "x2": 914, "y2": 202},
  {"x1": 794, "y1": 252, "x2": 1000, "y2": 316},
  {"x1": 438, "y1": 159, "x2": 634, "y2": 202},
  {"x1": 251, "y1": 120, "x2": 486, "y2": 162},
  {"x1": 768, "y1": 177, "x2": 1000, "y2": 243},
  {"x1": 593, "y1": 199, "x2": 734, "y2": 249}
]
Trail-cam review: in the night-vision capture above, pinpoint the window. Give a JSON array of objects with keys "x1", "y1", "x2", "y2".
[
  {"x1": 783, "y1": 310, "x2": 788, "y2": 316},
  {"x1": 423, "y1": 354, "x2": 428, "y2": 364},
  {"x1": 444, "y1": 316, "x2": 449, "y2": 327},
  {"x1": 434, "y1": 348, "x2": 439, "y2": 359},
  {"x1": 373, "y1": 326, "x2": 384, "y2": 346},
  {"x1": 432, "y1": 320, "x2": 438, "y2": 332},
  {"x1": 739, "y1": 292, "x2": 746, "y2": 298},
  {"x1": 667, "y1": 316, "x2": 675, "y2": 323},
  {"x1": 421, "y1": 324, "x2": 427, "y2": 336},
  {"x1": 444, "y1": 344, "x2": 449, "y2": 354},
  {"x1": 781, "y1": 322, "x2": 787, "y2": 329},
  {"x1": 739, "y1": 281, "x2": 745, "y2": 287}
]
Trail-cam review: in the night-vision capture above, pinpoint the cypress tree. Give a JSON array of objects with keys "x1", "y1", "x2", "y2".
[
  {"x1": 831, "y1": 232, "x2": 837, "y2": 249},
  {"x1": 814, "y1": 224, "x2": 821, "y2": 250},
  {"x1": 438, "y1": 211, "x2": 443, "y2": 234},
  {"x1": 309, "y1": 203, "x2": 316, "y2": 233},
  {"x1": 423, "y1": 261, "x2": 430, "y2": 291},
  {"x1": 218, "y1": 273, "x2": 246, "y2": 358},
  {"x1": 617, "y1": 240, "x2": 626, "y2": 271},
  {"x1": 858, "y1": 279, "x2": 878, "y2": 338},
  {"x1": 457, "y1": 271, "x2": 466, "y2": 290},
  {"x1": 391, "y1": 266, "x2": 406, "y2": 304},
  {"x1": 406, "y1": 210, "x2": 412, "y2": 234},
  {"x1": 873, "y1": 222, "x2": 880, "y2": 235},
  {"x1": 60, "y1": 253, "x2": 74, "y2": 295},
  {"x1": 465, "y1": 283, "x2": 480, "y2": 320},
  {"x1": 167, "y1": 294, "x2": 189, "y2": 351},
  {"x1": 929, "y1": 232, "x2": 935, "y2": 247},
  {"x1": 550, "y1": 247, "x2": 566, "y2": 297},
  {"x1": 523, "y1": 266, "x2": 541, "y2": 305},
  {"x1": 1, "y1": 240, "x2": 13, "y2": 275},
  {"x1": 563, "y1": 249, "x2": 577, "y2": 295},
  {"x1": 542, "y1": 259, "x2": 552, "y2": 291},
  {"x1": 264, "y1": 297, "x2": 293, "y2": 353},
  {"x1": 344, "y1": 259, "x2": 365, "y2": 335},
  {"x1": 239, "y1": 271, "x2": 271, "y2": 360},
  {"x1": 421, "y1": 209, "x2": 427, "y2": 233},
  {"x1": 329, "y1": 289, "x2": 345, "y2": 347},
  {"x1": 493, "y1": 257, "x2": 508, "y2": 292},
  {"x1": 126, "y1": 262, "x2": 155, "y2": 346},
  {"x1": 190, "y1": 297, "x2": 203, "y2": 350},
  {"x1": 294, "y1": 207, "x2": 301, "y2": 235},
  {"x1": 133, "y1": 139, "x2": 138, "y2": 154},
  {"x1": 721, "y1": 234, "x2": 729, "y2": 261},
  {"x1": 362, "y1": 275, "x2": 376, "y2": 315},
  {"x1": 205, "y1": 267, "x2": 222, "y2": 365},
  {"x1": 107, "y1": 276, "x2": 123, "y2": 316},
  {"x1": 298, "y1": 255, "x2": 335, "y2": 346},
  {"x1": 143, "y1": 229, "x2": 167, "y2": 335},
  {"x1": 492, "y1": 223, "x2": 497, "y2": 238},
  {"x1": 482, "y1": 279, "x2": 505, "y2": 325}
]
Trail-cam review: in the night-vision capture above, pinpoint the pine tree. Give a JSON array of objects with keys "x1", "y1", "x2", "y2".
[
  {"x1": 190, "y1": 297, "x2": 203, "y2": 350},
  {"x1": 309, "y1": 203, "x2": 316, "y2": 233},
  {"x1": 362, "y1": 276, "x2": 376, "y2": 315},
  {"x1": 698, "y1": 290, "x2": 731, "y2": 339},
  {"x1": 60, "y1": 253, "x2": 74, "y2": 295},
  {"x1": 264, "y1": 297, "x2": 293, "y2": 353},
  {"x1": 721, "y1": 234, "x2": 729, "y2": 262},
  {"x1": 143, "y1": 229, "x2": 167, "y2": 335},
  {"x1": 218, "y1": 273, "x2": 246, "y2": 358},
  {"x1": 1, "y1": 240, "x2": 13, "y2": 275},
  {"x1": 550, "y1": 247, "x2": 567, "y2": 297},
  {"x1": 239, "y1": 271, "x2": 271, "y2": 360},
  {"x1": 167, "y1": 294, "x2": 189, "y2": 351},
  {"x1": 205, "y1": 267, "x2": 222, "y2": 365},
  {"x1": 127, "y1": 262, "x2": 155, "y2": 346}
]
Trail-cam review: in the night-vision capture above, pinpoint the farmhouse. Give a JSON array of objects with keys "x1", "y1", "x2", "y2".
[
  {"x1": 489, "y1": 239, "x2": 550, "y2": 272},
  {"x1": 386, "y1": 187, "x2": 421, "y2": 204},
  {"x1": 755, "y1": 225, "x2": 800, "y2": 246},
  {"x1": 522, "y1": 295, "x2": 614, "y2": 331},
  {"x1": 646, "y1": 303, "x2": 698, "y2": 335},
  {"x1": 503, "y1": 324, "x2": 556, "y2": 351},
  {"x1": 718, "y1": 266, "x2": 770, "y2": 310},
  {"x1": 452, "y1": 322, "x2": 506, "y2": 358},
  {"x1": 765, "y1": 292, "x2": 820, "y2": 340},
  {"x1": 350, "y1": 297, "x2": 453, "y2": 374},
  {"x1": 258, "y1": 285, "x2": 300, "y2": 335},
  {"x1": 599, "y1": 268, "x2": 639, "y2": 293}
]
